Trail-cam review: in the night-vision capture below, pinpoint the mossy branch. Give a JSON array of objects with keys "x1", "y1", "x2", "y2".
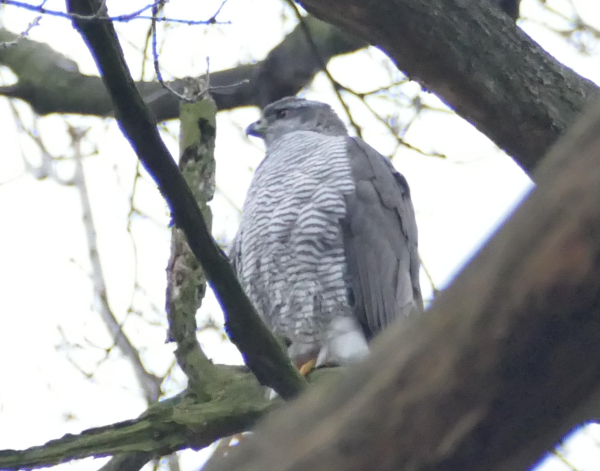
[
  {"x1": 165, "y1": 82, "x2": 221, "y2": 395},
  {"x1": 0, "y1": 367, "x2": 277, "y2": 469},
  {"x1": 0, "y1": 367, "x2": 339, "y2": 470}
]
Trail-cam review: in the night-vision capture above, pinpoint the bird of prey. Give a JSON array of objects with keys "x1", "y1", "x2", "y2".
[{"x1": 230, "y1": 97, "x2": 422, "y2": 372}]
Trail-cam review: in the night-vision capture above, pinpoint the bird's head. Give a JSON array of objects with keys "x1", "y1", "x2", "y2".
[{"x1": 246, "y1": 97, "x2": 348, "y2": 146}]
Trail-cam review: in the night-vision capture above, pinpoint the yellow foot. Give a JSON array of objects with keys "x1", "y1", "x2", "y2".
[{"x1": 298, "y1": 358, "x2": 317, "y2": 377}]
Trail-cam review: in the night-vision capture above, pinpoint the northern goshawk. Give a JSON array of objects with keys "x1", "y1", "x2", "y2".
[{"x1": 230, "y1": 97, "x2": 422, "y2": 371}]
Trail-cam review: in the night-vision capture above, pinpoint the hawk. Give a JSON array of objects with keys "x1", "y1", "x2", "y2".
[{"x1": 230, "y1": 97, "x2": 422, "y2": 371}]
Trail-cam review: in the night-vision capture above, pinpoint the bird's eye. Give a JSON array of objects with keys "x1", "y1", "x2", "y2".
[{"x1": 276, "y1": 109, "x2": 288, "y2": 119}]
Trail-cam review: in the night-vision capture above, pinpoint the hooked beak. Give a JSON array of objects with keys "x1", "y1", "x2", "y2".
[{"x1": 246, "y1": 119, "x2": 267, "y2": 138}]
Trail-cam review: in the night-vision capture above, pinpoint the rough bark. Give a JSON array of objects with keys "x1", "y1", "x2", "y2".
[
  {"x1": 165, "y1": 86, "x2": 220, "y2": 397},
  {"x1": 299, "y1": 0, "x2": 599, "y2": 174},
  {"x1": 202, "y1": 98, "x2": 600, "y2": 471},
  {"x1": 0, "y1": 17, "x2": 365, "y2": 118}
]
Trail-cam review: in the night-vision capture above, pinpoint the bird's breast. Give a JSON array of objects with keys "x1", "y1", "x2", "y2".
[{"x1": 238, "y1": 132, "x2": 357, "y2": 342}]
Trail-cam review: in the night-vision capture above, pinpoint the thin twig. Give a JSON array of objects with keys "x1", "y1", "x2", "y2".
[
  {"x1": 286, "y1": 0, "x2": 362, "y2": 137},
  {"x1": 419, "y1": 254, "x2": 440, "y2": 300},
  {"x1": 549, "y1": 449, "x2": 579, "y2": 471},
  {"x1": 151, "y1": 0, "x2": 190, "y2": 102},
  {"x1": 344, "y1": 86, "x2": 446, "y2": 158},
  {"x1": 68, "y1": 124, "x2": 162, "y2": 403},
  {"x1": 0, "y1": 0, "x2": 227, "y2": 25},
  {"x1": 0, "y1": 15, "x2": 41, "y2": 48}
]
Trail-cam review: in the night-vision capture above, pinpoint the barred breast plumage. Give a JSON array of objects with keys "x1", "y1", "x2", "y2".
[
  {"x1": 233, "y1": 131, "x2": 363, "y2": 365},
  {"x1": 230, "y1": 97, "x2": 422, "y2": 369}
]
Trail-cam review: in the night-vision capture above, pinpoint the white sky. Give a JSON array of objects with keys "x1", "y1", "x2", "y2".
[{"x1": 1, "y1": 0, "x2": 600, "y2": 470}]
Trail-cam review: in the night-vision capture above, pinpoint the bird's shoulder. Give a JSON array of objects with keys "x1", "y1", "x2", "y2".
[{"x1": 343, "y1": 136, "x2": 415, "y2": 237}]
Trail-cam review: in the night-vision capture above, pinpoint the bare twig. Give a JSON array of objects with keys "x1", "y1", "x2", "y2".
[
  {"x1": 286, "y1": 0, "x2": 362, "y2": 137},
  {"x1": 68, "y1": 125, "x2": 162, "y2": 403},
  {"x1": 0, "y1": 15, "x2": 41, "y2": 48},
  {"x1": 0, "y1": 0, "x2": 225, "y2": 25},
  {"x1": 549, "y1": 449, "x2": 579, "y2": 471},
  {"x1": 418, "y1": 254, "x2": 440, "y2": 300},
  {"x1": 341, "y1": 85, "x2": 447, "y2": 158},
  {"x1": 0, "y1": 18, "x2": 366, "y2": 119},
  {"x1": 150, "y1": 0, "x2": 188, "y2": 102}
]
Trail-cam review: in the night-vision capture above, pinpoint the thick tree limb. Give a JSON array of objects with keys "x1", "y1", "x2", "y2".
[
  {"x1": 201, "y1": 98, "x2": 600, "y2": 471},
  {"x1": 0, "y1": 367, "x2": 338, "y2": 469},
  {"x1": 0, "y1": 17, "x2": 364, "y2": 118},
  {"x1": 0, "y1": 367, "x2": 275, "y2": 469},
  {"x1": 299, "y1": 0, "x2": 600, "y2": 174},
  {"x1": 64, "y1": 0, "x2": 306, "y2": 400}
]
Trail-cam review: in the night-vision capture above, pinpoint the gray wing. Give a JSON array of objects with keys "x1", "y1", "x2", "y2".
[{"x1": 342, "y1": 137, "x2": 423, "y2": 338}]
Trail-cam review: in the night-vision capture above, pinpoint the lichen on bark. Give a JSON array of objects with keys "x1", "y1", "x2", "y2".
[{"x1": 165, "y1": 82, "x2": 220, "y2": 395}]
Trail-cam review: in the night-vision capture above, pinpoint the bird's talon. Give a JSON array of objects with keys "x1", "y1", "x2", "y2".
[{"x1": 299, "y1": 359, "x2": 317, "y2": 376}]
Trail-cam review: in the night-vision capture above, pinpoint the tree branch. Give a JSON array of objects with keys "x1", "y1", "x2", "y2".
[
  {"x1": 0, "y1": 17, "x2": 365, "y2": 118},
  {"x1": 0, "y1": 367, "x2": 276, "y2": 469},
  {"x1": 298, "y1": 0, "x2": 600, "y2": 175},
  {"x1": 4, "y1": 2, "x2": 598, "y2": 176},
  {"x1": 65, "y1": 0, "x2": 306, "y2": 400},
  {"x1": 0, "y1": 367, "x2": 338, "y2": 469},
  {"x1": 200, "y1": 97, "x2": 600, "y2": 471}
]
